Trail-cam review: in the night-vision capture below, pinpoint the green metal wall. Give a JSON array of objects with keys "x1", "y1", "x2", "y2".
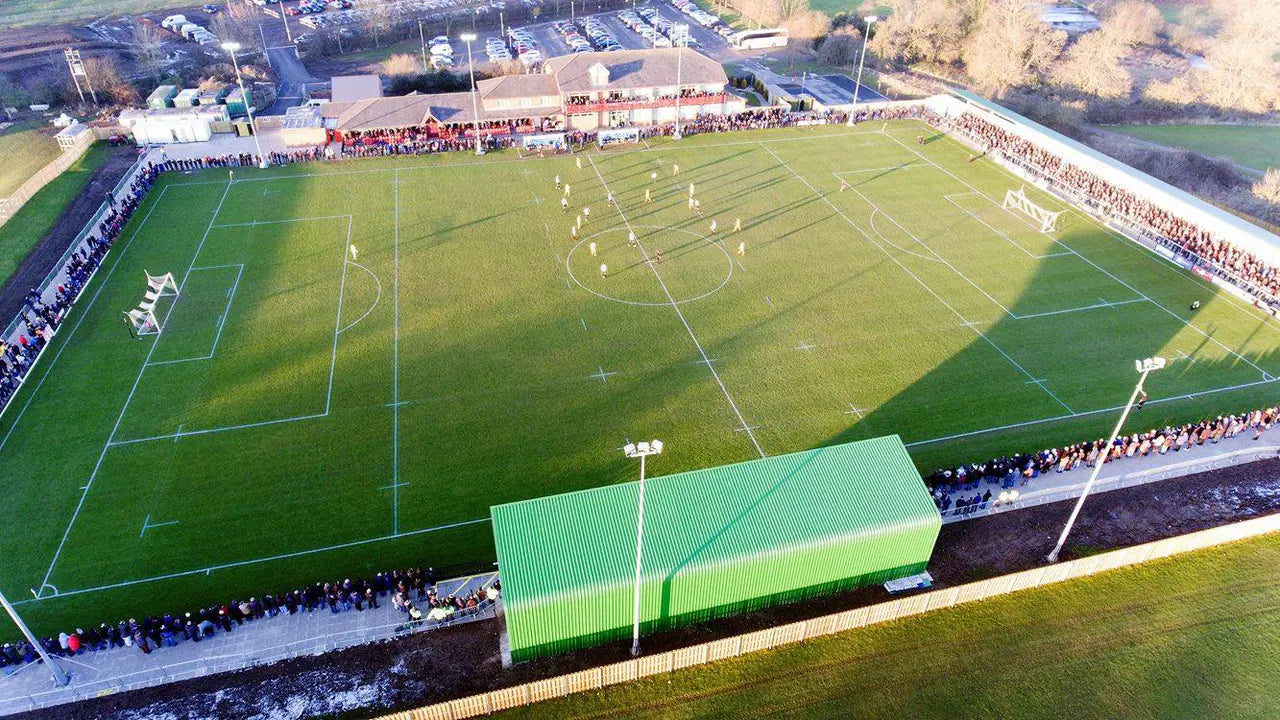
[{"x1": 493, "y1": 436, "x2": 941, "y2": 663}]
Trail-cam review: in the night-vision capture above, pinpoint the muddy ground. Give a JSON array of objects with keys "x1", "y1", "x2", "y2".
[
  {"x1": 19, "y1": 454, "x2": 1280, "y2": 720},
  {"x1": 0, "y1": 145, "x2": 138, "y2": 325}
]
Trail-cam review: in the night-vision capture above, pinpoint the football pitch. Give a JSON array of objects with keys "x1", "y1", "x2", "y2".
[{"x1": 4, "y1": 121, "x2": 1280, "y2": 632}]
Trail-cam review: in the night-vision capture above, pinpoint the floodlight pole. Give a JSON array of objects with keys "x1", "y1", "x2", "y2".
[
  {"x1": 847, "y1": 16, "x2": 877, "y2": 126},
  {"x1": 672, "y1": 31, "x2": 686, "y2": 140},
  {"x1": 625, "y1": 439, "x2": 664, "y2": 656},
  {"x1": 1046, "y1": 357, "x2": 1165, "y2": 563},
  {"x1": 224, "y1": 43, "x2": 269, "y2": 169},
  {"x1": 0, "y1": 587, "x2": 69, "y2": 686},
  {"x1": 419, "y1": 20, "x2": 428, "y2": 73},
  {"x1": 461, "y1": 33, "x2": 483, "y2": 155}
]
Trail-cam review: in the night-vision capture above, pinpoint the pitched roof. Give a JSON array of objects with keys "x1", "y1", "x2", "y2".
[
  {"x1": 478, "y1": 73, "x2": 560, "y2": 100},
  {"x1": 320, "y1": 94, "x2": 433, "y2": 131},
  {"x1": 546, "y1": 47, "x2": 726, "y2": 93}
]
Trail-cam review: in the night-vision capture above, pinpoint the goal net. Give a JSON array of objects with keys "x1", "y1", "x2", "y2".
[
  {"x1": 1003, "y1": 187, "x2": 1062, "y2": 233},
  {"x1": 123, "y1": 270, "x2": 178, "y2": 337},
  {"x1": 597, "y1": 127, "x2": 641, "y2": 149}
]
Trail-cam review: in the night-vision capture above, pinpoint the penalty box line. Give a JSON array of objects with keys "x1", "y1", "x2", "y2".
[
  {"x1": 16, "y1": 517, "x2": 491, "y2": 606},
  {"x1": 36, "y1": 178, "x2": 235, "y2": 599},
  {"x1": 586, "y1": 155, "x2": 766, "y2": 458},
  {"x1": 881, "y1": 130, "x2": 1273, "y2": 382},
  {"x1": 763, "y1": 142, "x2": 1077, "y2": 417}
]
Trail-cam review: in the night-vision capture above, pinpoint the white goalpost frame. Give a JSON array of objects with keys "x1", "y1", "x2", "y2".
[
  {"x1": 1003, "y1": 187, "x2": 1062, "y2": 233},
  {"x1": 124, "y1": 271, "x2": 178, "y2": 336}
]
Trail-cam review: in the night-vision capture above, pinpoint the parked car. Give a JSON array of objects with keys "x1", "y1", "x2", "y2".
[{"x1": 202, "y1": 4, "x2": 219, "y2": 13}]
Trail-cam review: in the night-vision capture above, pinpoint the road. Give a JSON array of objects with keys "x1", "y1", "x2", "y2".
[{"x1": 263, "y1": 44, "x2": 317, "y2": 116}]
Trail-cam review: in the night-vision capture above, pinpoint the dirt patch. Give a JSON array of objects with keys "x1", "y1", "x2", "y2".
[
  {"x1": 0, "y1": 145, "x2": 137, "y2": 326},
  {"x1": 17, "y1": 458, "x2": 1280, "y2": 720}
]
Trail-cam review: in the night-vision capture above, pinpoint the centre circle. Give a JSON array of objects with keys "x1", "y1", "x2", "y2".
[{"x1": 566, "y1": 224, "x2": 733, "y2": 307}]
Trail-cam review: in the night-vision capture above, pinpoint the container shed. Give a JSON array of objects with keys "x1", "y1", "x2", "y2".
[
  {"x1": 491, "y1": 435, "x2": 941, "y2": 662},
  {"x1": 225, "y1": 87, "x2": 253, "y2": 117},
  {"x1": 197, "y1": 84, "x2": 230, "y2": 107},
  {"x1": 173, "y1": 88, "x2": 201, "y2": 108},
  {"x1": 147, "y1": 84, "x2": 179, "y2": 110}
]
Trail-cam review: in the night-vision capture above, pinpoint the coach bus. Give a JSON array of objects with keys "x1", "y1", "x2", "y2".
[{"x1": 729, "y1": 28, "x2": 788, "y2": 50}]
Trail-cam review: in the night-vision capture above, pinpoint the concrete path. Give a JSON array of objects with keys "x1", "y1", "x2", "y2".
[
  {"x1": 0, "y1": 572, "x2": 498, "y2": 717},
  {"x1": 938, "y1": 430, "x2": 1280, "y2": 523}
]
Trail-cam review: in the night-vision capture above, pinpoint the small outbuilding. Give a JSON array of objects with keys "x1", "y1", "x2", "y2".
[
  {"x1": 331, "y1": 75, "x2": 383, "y2": 103},
  {"x1": 492, "y1": 435, "x2": 941, "y2": 662},
  {"x1": 118, "y1": 105, "x2": 228, "y2": 145},
  {"x1": 146, "y1": 84, "x2": 179, "y2": 110}
]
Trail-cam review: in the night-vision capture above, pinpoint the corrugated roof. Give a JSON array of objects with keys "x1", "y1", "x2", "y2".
[
  {"x1": 546, "y1": 47, "x2": 726, "y2": 93},
  {"x1": 492, "y1": 436, "x2": 939, "y2": 657},
  {"x1": 321, "y1": 94, "x2": 433, "y2": 131}
]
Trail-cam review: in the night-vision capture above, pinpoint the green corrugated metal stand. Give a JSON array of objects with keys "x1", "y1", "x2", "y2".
[{"x1": 491, "y1": 435, "x2": 941, "y2": 662}]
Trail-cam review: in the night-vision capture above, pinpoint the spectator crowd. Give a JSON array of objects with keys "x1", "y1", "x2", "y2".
[
  {"x1": 950, "y1": 112, "x2": 1280, "y2": 310},
  {"x1": 928, "y1": 406, "x2": 1278, "y2": 516},
  {"x1": 1, "y1": 566, "x2": 498, "y2": 670}
]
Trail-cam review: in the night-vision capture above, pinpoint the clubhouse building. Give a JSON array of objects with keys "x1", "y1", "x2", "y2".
[{"x1": 314, "y1": 47, "x2": 744, "y2": 143}]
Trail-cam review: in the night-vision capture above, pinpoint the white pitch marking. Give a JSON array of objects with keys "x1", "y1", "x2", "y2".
[
  {"x1": 765, "y1": 296, "x2": 774, "y2": 308},
  {"x1": 392, "y1": 168, "x2": 402, "y2": 537},
  {"x1": 762, "y1": 142, "x2": 1076, "y2": 416},
  {"x1": 1011, "y1": 297, "x2": 1147, "y2": 320},
  {"x1": 386, "y1": 400, "x2": 411, "y2": 408},
  {"x1": 843, "y1": 403, "x2": 867, "y2": 419},
  {"x1": 586, "y1": 155, "x2": 765, "y2": 458},
  {"x1": 881, "y1": 129, "x2": 1272, "y2": 382},
  {"x1": 336, "y1": 261, "x2": 383, "y2": 334},
  {"x1": 591, "y1": 366, "x2": 619, "y2": 383},
  {"x1": 37, "y1": 178, "x2": 235, "y2": 597},
  {"x1": 580, "y1": 317, "x2": 588, "y2": 331},
  {"x1": 531, "y1": 195, "x2": 542, "y2": 205},
  {"x1": 794, "y1": 340, "x2": 817, "y2": 352},
  {"x1": 14, "y1": 518, "x2": 493, "y2": 605},
  {"x1": 211, "y1": 214, "x2": 349, "y2": 229}
]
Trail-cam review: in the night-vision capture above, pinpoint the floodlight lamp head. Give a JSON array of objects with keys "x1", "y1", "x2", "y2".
[
  {"x1": 222, "y1": 41, "x2": 241, "y2": 52},
  {"x1": 460, "y1": 32, "x2": 477, "y2": 41},
  {"x1": 863, "y1": 15, "x2": 879, "y2": 23},
  {"x1": 636, "y1": 441, "x2": 651, "y2": 454},
  {"x1": 650, "y1": 439, "x2": 664, "y2": 454},
  {"x1": 1136, "y1": 357, "x2": 1167, "y2": 373},
  {"x1": 623, "y1": 443, "x2": 637, "y2": 457}
]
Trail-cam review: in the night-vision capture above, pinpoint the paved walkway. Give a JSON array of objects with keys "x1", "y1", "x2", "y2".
[
  {"x1": 0, "y1": 572, "x2": 498, "y2": 717},
  {"x1": 938, "y1": 431, "x2": 1280, "y2": 523}
]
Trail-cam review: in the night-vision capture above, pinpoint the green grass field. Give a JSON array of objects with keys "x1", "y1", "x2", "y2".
[
  {"x1": 0, "y1": 144, "x2": 111, "y2": 289},
  {"x1": 3, "y1": 121, "x2": 1280, "y2": 635},
  {"x1": 0, "y1": 0, "x2": 189, "y2": 28},
  {"x1": 499, "y1": 532, "x2": 1280, "y2": 719},
  {"x1": 0, "y1": 125, "x2": 60, "y2": 199},
  {"x1": 1107, "y1": 124, "x2": 1280, "y2": 172}
]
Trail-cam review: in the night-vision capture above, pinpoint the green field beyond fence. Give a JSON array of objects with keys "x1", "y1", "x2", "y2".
[
  {"x1": 1107, "y1": 124, "x2": 1280, "y2": 172},
  {"x1": 2, "y1": 122, "x2": 1279, "y2": 635},
  {"x1": 499, "y1": 531, "x2": 1280, "y2": 719}
]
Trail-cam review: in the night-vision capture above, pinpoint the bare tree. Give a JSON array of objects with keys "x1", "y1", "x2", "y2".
[
  {"x1": 873, "y1": 0, "x2": 974, "y2": 66},
  {"x1": 133, "y1": 19, "x2": 166, "y2": 81},
  {"x1": 80, "y1": 56, "x2": 138, "y2": 104},
  {"x1": 1253, "y1": 168, "x2": 1280, "y2": 205},
  {"x1": 963, "y1": 0, "x2": 1065, "y2": 96},
  {"x1": 212, "y1": 2, "x2": 260, "y2": 52},
  {"x1": 368, "y1": 2, "x2": 395, "y2": 48},
  {"x1": 1100, "y1": 0, "x2": 1162, "y2": 47},
  {"x1": 1197, "y1": 0, "x2": 1280, "y2": 113},
  {"x1": 818, "y1": 27, "x2": 861, "y2": 67},
  {"x1": 1053, "y1": 31, "x2": 1131, "y2": 98}
]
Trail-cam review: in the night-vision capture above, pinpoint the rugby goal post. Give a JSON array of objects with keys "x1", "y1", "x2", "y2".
[
  {"x1": 1003, "y1": 187, "x2": 1062, "y2": 233},
  {"x1": 123, "y1": 271, "x2": 178, "y2": 337}
]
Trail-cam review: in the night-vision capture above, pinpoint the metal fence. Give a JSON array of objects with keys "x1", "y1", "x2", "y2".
[
  {"x1": 0, "y1": 599, "x2": 497, "y2": 716},
  {"x1": 375, "y1": 512, "x2": 1280, "y2": 720},
  {"x1": 0, "y1": 131, "x2": 95, "y2": 227}
]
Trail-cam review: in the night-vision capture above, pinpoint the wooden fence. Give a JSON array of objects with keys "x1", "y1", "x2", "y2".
[
  {"x1": 376, "y1": 512, "x2": 1280, "y2": 720},
  {"x1": 0, "y1": 128, "x2": 96, "y2": 227}
]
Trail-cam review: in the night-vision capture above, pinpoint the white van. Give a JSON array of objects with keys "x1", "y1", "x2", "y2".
[{"x1": 161, "y1": 14, "x2": 188, "y2": 31}]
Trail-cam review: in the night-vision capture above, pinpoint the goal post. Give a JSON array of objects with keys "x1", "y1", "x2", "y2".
[
  {"x1": 1003, "y1": 187, "x2": 1062, "y2": 233},
  {"x1": 123, "y1": 270, "x2": 178, "y2": 337}
]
